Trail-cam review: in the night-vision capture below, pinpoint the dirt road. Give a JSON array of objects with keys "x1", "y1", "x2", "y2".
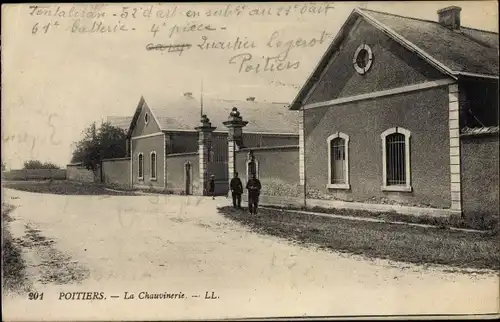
[{"x1": 2, "y1": 188, "x2": 498, "y2": 320}]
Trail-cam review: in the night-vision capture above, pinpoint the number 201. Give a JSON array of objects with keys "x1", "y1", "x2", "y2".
[{"x1": 28, "y1": 292, "x2": 44, "y2": 300}]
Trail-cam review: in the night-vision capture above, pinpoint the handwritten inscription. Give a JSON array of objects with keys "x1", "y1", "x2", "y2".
[
  {"x1": 197, "y1": 36, "x2": 257, "y2": 51},
  {"x1": 29, "y1": 5, "x2": 106, "y2": 19},
  {"x1": 70, "y1": 20, "x2": 129, "y2": 33},
  {"x1": 229, "y1": 53, "x2": 300, "y2": 73},
  {"x1": 150, "y1": 22, "x2": 219, "y2": 38},
  {"x1": 146, "y1": 43, "x2": 192, "y2": 56},
  {"x1": 26, "y1": 3, "x2": 336, "y2": 73},
  {"x1": 267, "y1": 31, "x2": 331, "y2": 59},
  {"x1": 226, "y1": 30, "x2": 332, "y2": 73}
]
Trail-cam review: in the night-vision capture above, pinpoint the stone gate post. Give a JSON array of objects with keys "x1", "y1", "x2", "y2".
[
  {"x1": 223, "y1": 107, "x2": 248, "y2": 195},
  {"x1": 195, "y1": 114, "x2": 216, "y2": 196}
]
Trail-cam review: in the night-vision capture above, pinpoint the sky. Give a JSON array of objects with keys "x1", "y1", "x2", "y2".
[{"x1": 2, "y1": 1, "x2": 498, "y2": 169}]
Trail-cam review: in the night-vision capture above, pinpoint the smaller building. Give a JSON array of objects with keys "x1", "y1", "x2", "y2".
[{"x1": 105, "y1": 93, "x2": 299, "y2": 195}]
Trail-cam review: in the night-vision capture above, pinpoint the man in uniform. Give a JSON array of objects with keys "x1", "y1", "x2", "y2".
[
  {"x1": 246, "y1": 174, "x2": 262, "y2": 214},
  {"x1": 230, "y1": 172, "x2": 243, "y2": 209}
]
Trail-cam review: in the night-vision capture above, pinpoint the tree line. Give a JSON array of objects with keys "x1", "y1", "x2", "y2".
[
  {"x1": 2, "y1": 122, "x2": 127, "y2": 172},
  {"x1": 70, "y1": 121, "x2": 128, "y2": 170}
]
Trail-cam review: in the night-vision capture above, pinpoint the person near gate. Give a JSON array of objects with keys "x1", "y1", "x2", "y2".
[
  {"x1": 230, "y1": 172, "x2": 243, "y2": 209},
  {"x1": 209, "y1": 174, "x2": 216, "y2": 199},
  {"x1": 246, "y1": 173, "x2": 262, "y2": 214}
]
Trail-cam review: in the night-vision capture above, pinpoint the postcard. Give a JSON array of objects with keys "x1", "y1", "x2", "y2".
[{"x1": 2, "y1": 2, "x2": 499, "y2": 321}]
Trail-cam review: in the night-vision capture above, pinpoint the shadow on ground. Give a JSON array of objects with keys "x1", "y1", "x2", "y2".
[
  {"x1": 2, "y1": 202, "x2": 90, "y2": 296},
  {"x1": 3, "y1": 180, "x2": 137, "y2": 196},
  {"x1": 2, "y1": 203, "x2": 31, "y2": 294},
  {"x1": 218, "y1": 206, "x2": 500, "y2": 271}
]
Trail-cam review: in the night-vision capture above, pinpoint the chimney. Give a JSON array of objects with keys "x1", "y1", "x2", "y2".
[
  {"x1": 184, "y1": 92, "x2": 193, "y2": 98},
  {"x1": 437, "y1": 6, "x2": 462, "y2": 30},
  {"x1": 246, "y1": 96, "x2": 256, "y2": 102}
]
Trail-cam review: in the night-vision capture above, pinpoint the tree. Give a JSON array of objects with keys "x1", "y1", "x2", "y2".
[
  {"x1": 71, "y1": 122, "x2": 127, "y2": 171},
  {"x1": 23, "y1": 160, "x2": 60, "y2": 169},
  {"x1": 2, "y1": 162, "x2": 6, "y2": 171}
]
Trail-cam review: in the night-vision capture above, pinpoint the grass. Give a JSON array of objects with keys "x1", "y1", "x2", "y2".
[
  {"x1": 218, "y1": 206, "x2": 500, "y2": 271},
  {"x1": 3, "y1": 180, "x2": 138, "y2": 196},
  {"x1": 264, "y1": 204, "x2": 499, "y2": 232},
  {"x1": 2, "y1": 203, "x2": 29, "y2": 293}
]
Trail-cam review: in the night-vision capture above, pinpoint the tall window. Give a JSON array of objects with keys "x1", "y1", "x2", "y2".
[
  {"x1": 150, "y1": 151, "x2": 157, "y2": 180},
  {"x1": 138, "y1": 153, "x2": 144, "y2": 179},
  {"x1": 327, "y1": 132, "x2": 350, "y2": 189},
  {"x1": 381, "y1": 127, "x2": 411, "y2": 192}
]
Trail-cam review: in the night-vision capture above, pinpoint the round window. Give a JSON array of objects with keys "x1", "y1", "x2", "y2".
[{"x1": 353, "y1": 44, "x2": 373, "y2": 75}]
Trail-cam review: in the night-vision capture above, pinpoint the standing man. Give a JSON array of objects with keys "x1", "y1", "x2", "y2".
[
  {"x1": 209, "y1": 174, "x2": 216, "y2": 200},
  {"x1": 230, "y1": 172, "x2": 243, "y2": 209},
  {"x1": 246, "y1": 174, "x2": 262, "y2": 214}
]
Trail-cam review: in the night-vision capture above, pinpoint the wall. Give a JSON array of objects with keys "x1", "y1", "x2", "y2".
[
  {"x1": 102, "y1": 158, "x2": 130, "y2": 188},
  {"x1": 131, "y1": 134, "x2": 165, "y2": 189},
  {"x1": 304, "y1": 86, "x2": 451, "y2": 208},
  {"x1": 307, "y1": 17, "x2": 444, "y2": 104},
  {"x1": 235, "y1": 146, "x2": 301, "y2": 197},
  {"x1": 3, "y1": 169, "x2": 67, "y2": 181},
  {"x1": 66, "y1": 164, "x2": 99, "y2": 182},
  {"x1": 165, "y1": 153, "x2": 199, "y2": 194},
  {"x1": 461, "y1": 134, "x2": 499, "y2": 218}
]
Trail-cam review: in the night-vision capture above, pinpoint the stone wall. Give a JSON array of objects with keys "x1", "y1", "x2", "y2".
[
  {"x1": 461, "y1": 134, "x2": 499, "y2": 219},
  {"x1": 101, "y1": 158, "x2": 131, "y2": 188},
  {"x1": 165, "y1": 153, "x2": 200, "y2": 195},
  {"x1": 235, "y1": 145, "x2": 300, "y2": 197},
  {"x1": 3, "y1": 169, "x2": 67, "y2": 181},
  {"x1": 66, "y1": 164, "x2": 99, "y2": 182}
]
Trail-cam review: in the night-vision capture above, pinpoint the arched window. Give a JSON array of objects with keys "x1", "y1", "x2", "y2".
[
  {"x1": 381, "y1": 127, "x2": 412, "y2": 192},
  {"x1": 327, "y1": 132, "x2": 350, "y2": 189},
  {"x1": 150, "y1": 151, "x2": 157, "y2": 180},
  {"x1": 138, "y1": 153, "x2": 144, "y2": 180}
]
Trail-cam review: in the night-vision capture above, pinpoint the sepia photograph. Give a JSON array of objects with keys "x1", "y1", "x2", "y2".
[{"x1": 1, "y1": 1, "x2": 499, "y2": 320}]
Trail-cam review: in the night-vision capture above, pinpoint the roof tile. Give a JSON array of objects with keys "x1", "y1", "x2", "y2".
[
  {"x1": 360, "y1": 8, "x2": 499, "y2": 76},
  {"x1": 109, "y1": 97, "x2": 299, "y2": 135}
]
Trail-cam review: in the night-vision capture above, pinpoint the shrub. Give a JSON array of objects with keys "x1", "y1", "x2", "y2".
[{"x1": 23, "y1": 160, "x2": 60, "y2": 169}]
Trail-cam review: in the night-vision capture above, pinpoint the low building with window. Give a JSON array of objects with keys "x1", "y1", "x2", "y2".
[
  {"x1": 289, "y1": 6, "x2": 498, "y2": 216},
  {"x1": 106, "y1": 93, "x2": 299, "y2": 195}
]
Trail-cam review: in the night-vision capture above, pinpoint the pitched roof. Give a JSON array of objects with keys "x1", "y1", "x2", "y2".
[
  {"x1": 360, "y1": 8, "x2": 499, "y2": 75},
  {"x1": 122, "y1": 95, "x2": 299, "y2": 136},
  {"x1": 106, "y1": 116, "x2": 132, "y2": 131},
  {"x1": 290, "y1": 7, "x2": 499, "y2": 110}
]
